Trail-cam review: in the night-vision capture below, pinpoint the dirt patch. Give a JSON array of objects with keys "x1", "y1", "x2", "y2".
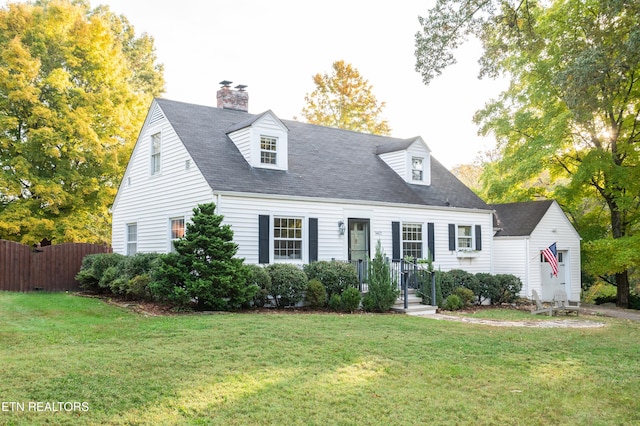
[{"x1": 431, "y1": 314, "x2": 606, "y2": 328}]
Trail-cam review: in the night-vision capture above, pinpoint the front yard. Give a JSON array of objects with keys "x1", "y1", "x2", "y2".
[{"x1": 1, "y1": 292, "x2": 639, "y2": 425}]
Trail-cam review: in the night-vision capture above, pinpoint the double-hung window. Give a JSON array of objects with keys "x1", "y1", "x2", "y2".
[
  {"x1": 126, "y1": 223, "x2": 137, "y2": 255},
  {"x1": 151, "y1": 132, "x2": 161, "y2": 175},
  {"x1": 457, "y1": 225, "x2": 473, "y2": 250},
  {"x1": 260, "y1": 136, "x2": 277, "y2": 165},
  {"x1": 402, "y1": 223, "x2": 423, "y2": 258},
  {"x1": 412, "y1": 157, "x2": 423, "y2": 182},
  {"x1": 170, "y1": 217, "x2": 185, "y2": 252},
  {"x1": 273, "y1": 217, "x2": 302, "y2": 260}
]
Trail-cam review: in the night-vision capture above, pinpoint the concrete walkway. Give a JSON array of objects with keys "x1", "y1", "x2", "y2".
[{"x1": 579, "y1": 303, "x2": 640, "y2": 322}]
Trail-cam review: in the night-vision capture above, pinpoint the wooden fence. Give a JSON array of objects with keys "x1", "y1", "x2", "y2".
[{"x1": 0, "y1": 240, "x2": 112, "y2": 292}]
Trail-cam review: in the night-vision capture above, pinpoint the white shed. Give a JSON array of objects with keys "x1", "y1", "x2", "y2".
[{"x1": 492, "y1": 200, "x2": 581, "y2": 301}]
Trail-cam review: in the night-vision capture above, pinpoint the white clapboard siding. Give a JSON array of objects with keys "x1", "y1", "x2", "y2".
[
  {"x1": 493, "y1": 238, "x2": 528, "y2": 296},
  {"x1": 217, "y1": 193, "x2": 493, "y2": 273},
  {"x1": 112, "y1": 101, "x2": 213, "y2": 254},
  {"x1": 530, "y1": 202, "x2": 581, "y2": 301},
  {"x1": 379, "y1": 151, "x2": 406, "y2": 181}
]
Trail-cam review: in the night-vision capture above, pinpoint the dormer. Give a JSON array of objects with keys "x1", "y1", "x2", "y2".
[
  {"x1": 376, "y1": 137, "x2": 431, "y2": 185},
  {"x1": 226, "y1": 110, "x2": 289, "y2": 171}
]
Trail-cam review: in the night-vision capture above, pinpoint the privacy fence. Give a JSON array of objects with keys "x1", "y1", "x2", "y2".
[{"x1": 0, "y1": 240, "x2": 111, "y2": 292}]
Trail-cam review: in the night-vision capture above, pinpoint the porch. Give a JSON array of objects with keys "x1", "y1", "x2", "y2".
[{"x1": 351, "y1": 258, "x2": 438, "y2": 316}]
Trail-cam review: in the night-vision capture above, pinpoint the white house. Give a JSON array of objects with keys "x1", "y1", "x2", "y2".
[
  {"x1": 491, "y1": 200, "x2": 582, "y2": 301},
  {"x1": 111, "y1": 83, "x2": 495, "y2": 274}
]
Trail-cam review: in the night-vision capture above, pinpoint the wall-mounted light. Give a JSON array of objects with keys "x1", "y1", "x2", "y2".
[{"x1": 338, "y1": 220, "x2": 346, "y2": 235}]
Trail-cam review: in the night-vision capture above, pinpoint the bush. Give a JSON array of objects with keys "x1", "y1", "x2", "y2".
[
  {"x1": 149, "y1": 252, "x2": 191, "y2": 307},
  {"x1": 303, "y1": 261, "x2": 359, "y2": 298},
  {"x1": 305, "y1": 279, "x2": 327, "y2": 308},
  {"x1": 443, "y1": 294, "x2": 463, "y2": 311},
  {"x1": 493, "y1": 274, "x2": 523, "y2": 305},
  {"x1": 362, "y1": 241, "x2": 399, "y2": 312},
  {"x1": 245, "y1": 264, "x2": 271, "y2": 308},
  {"x1": 340, "y1": 287, "x2": 362, "y2": 313},
  {"x1": 328, "y1": 293, "x2": 342, "y2": 311},
  {"x1": 453, "y1": 287, "x2": 475, "y2": 307},
  {"x1": 76, "y1": 253, "x2": 125, "y2": 293},
  {"x1": 475, "y1": 272, "x2": 499, "y2": 304},
  {"x1": 266, "y1": 263, "x2": 308, "y2": 308}
]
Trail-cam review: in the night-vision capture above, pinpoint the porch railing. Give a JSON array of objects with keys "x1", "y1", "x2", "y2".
[{"x1": 347, "y1": 258, "x2": 435, "y2": 308}]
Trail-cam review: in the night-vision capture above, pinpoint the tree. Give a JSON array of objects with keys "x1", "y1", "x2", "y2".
[
  {"x1": 362, "y1": 240, "x2": 398, "y2": 312},
  {"x1": 415, "y1": 0, "x2": 640, "y2": 307},
  {"x1": 152, "y1": 203, "x2": 253, "y2": 310},
  {"x1": 301, "y1": 60, "x2": 391, "y2": 135},
  {"x1": 0, "y1": 0, "x2": 164, "y2": 245}
]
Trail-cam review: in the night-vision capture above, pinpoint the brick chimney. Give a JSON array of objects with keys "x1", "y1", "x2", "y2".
[{"x1": 216, "y1": 80, "x2": 248, "y2": 112}]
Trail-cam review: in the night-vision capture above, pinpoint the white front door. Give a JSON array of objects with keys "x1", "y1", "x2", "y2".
[{"x1": 540, "y1": 250, "x2": 566, "y2": 300}]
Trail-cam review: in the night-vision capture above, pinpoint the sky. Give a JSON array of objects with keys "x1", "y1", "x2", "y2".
[{"x1": 71, "y1": 0, "x2": 509, "y2": 169}]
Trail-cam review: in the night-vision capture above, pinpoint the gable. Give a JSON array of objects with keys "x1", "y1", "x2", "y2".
[
  {"x1": 377, "y1": 137, "x2": 432, "y2": 186},
  {"x1": 227, "y1": 111, "x2": 289, "y2": 171}
]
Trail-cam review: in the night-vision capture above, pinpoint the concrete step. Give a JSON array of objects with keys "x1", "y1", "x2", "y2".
[{"x1": 391, "y1": 303, "x2": 438, "y2": 315}]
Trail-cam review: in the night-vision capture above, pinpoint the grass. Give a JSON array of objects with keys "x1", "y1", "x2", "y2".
[{"x1": 1, "y1": 293, "x2": 639, "y2": 425}]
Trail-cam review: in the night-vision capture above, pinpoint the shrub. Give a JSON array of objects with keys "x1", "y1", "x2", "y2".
[
  {"x1": 493, "y1": 274, "x2": 523, "y2": 305},
  {"x1": 151, "y1": 203, "x2": 253, "y2": 310},
  {"x1": 76, "y1": 253, "x2": 125, "y2": 293},
  {"x1": 362, "y1": 240, "x2": 399, "y2": 312},
  {"x1": 475, "y1": 272, "x2": 499, "y2": 304},
  {"x1": 443, "y1": 294, "x2": 463, "y2": 311},
  {"x1": 453, "y1": 287, "x2": 475, "y2": 307},
  {"x1": 149, "y1": 252, "x2": 191, "y2": 307},
  {"x1": 303, "y1": 261, "x2": 359, "y2": 298},
  {"x1": 245, "y1": 264, "x2": 271, "y2": 308},
  {"x1": 340, "y1": 287, "x2": 362, "y2": 313},
  {"x1": 305, "y1": 279, "x2": 327, "y2": 308},
  {"x1": 266, "y1": 263, "x2": 308, "y2": 308},
  {"x1": 328, "y1": 293, "x2": 342, "y2": 311}
]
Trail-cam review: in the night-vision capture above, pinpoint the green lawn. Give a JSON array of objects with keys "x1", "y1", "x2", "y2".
[{"x1": 1, "y1": 293, "x2": 639, "y2": 425}]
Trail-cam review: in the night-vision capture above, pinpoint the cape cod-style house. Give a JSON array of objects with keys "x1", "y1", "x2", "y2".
[{"x1": 112, "y1": 83, "x2": 495, "y2": 275}]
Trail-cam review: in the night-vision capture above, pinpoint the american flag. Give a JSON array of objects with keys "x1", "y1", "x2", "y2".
[{"x1": 542, "y1": 242, "x2": 559, "y2": 276}]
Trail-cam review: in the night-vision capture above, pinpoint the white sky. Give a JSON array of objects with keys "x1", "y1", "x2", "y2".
[{"x1": 30, "y1": 0, "x2": 510, "y2": 169}]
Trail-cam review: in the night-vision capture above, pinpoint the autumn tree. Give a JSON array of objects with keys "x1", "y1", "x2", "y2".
[
  {"x1": 415, "y1": 0, "x2": 640, "y2": 307},
  {"x1": 301, "y1": 60, "x2": 391, "y2": 135},
  {"x1": 0, "y1": 0, "x2": 164, "y2": 245}
]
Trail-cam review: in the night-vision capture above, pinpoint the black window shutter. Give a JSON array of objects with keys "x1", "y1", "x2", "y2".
[
  {"x1": 448, "y1": 224, "x2": 456, "y2": 251},
  {"x1": 427, "y1": 222, "x2": 435, "y2": 261},
  {"x1": 392, "y1": 221, "x2": 400, "y2": 260},
  {"x1": 309, "y1": 218, "x2": 318, "y2": 262},
  {"x1": 258, "y1": 215, "x2": 270, "y2": 264},
  {"x1": 475, "y1": 225, "x2": 482, "y2": 251}
]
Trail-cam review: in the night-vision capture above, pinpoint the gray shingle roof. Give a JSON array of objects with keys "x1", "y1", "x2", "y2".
[
  {"x1": 155, "y1": 98, "x2": 489, "y2": 210},
  {"x1": 491, "y1": 200, "x2": 554, "y2": 236}
]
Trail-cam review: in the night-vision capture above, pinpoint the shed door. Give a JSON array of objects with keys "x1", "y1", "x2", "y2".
[{"x1": 540, "y1": 251, "x2": 566, "y2": 300}]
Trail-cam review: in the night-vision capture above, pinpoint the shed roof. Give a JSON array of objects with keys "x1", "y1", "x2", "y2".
[{"x1": 491, "y1": 200, "x2": 554, "y2": 236}]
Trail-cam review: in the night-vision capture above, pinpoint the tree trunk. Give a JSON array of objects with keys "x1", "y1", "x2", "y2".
[{"x1": 615, "y1": 270, "x2": 630, "y2": 308}]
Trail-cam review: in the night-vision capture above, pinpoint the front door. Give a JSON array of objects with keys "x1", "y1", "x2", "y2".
[
  {"x1": 348, "y1": 219, "x2": 370, "y2": 262},
  {"x1": 540, "y1": 250, "x2": 566, "y2": 300}
]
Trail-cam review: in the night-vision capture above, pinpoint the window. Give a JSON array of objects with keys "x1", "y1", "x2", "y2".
[
  {"x1": 274, "y1": 217, "x2": 302, "y2": 260},
  {"x1": 541, "y1": 252, "x2": 563, "y2": 263},
  {"x1": 402, "y1": 223, "x2": 423, "y2": 258},
  {"x1": 412, "y1": 157, "x2": 423, "y2": 181},
  {"x1": 260, "y1": 136, "x2": 277, "y2": 165},
  {"x1": 151, "y1": 132, "x2": 161, "y2": 174},
  {"x1": 126, "y1": 223, "x2": 137, "y2": 255},
  {"x1": 457, "y1": 225, "x2": 473, "y2": 250},
  {"x1": 170, "y1": 217, "x2": 185, "y2": 252}
]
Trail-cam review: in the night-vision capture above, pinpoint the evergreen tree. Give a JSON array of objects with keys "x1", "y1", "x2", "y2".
[
  {"x1": 153, "y1": 203, "x2": 253, "y2": 310},
  {"x1": 362, "y1": 240, "x2": 399, "y2": 312}
]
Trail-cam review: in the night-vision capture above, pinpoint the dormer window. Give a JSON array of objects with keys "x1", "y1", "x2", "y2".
[
  {"x1": 412, "y1": 157, "x2": 423, "y2": 181},
  {"x1": 260, "y1": 136, "x2": 277, "y2": 165}
]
